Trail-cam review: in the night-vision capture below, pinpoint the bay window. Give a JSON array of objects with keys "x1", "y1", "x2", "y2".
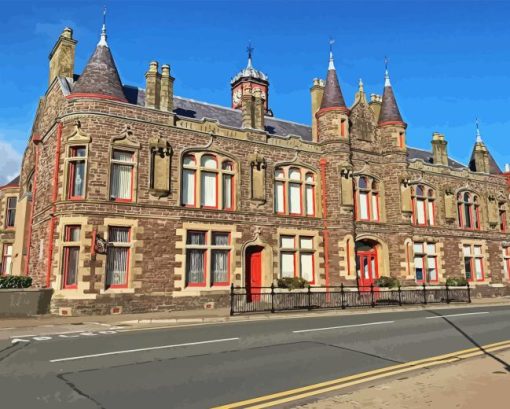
[
  {"x1": 62, "y1": 226, "x2": 81, "y2": 289},
  {"x1": 4, "y1": 197, "x2": 17, "y2": 228},
  {"x1": 67, "y1": 146, "x2": 87, "y2": 200},
  {"x1": 411, "y1": 185, "x2": 435, "y2": 226},
  {"x1": 273, "y1": 166, "x2": 316, "y2": 216},
  {"x1": 458, "y1": 192, "x2": 480, "y2": 230},
  {"x1": 463, "y1": 244, "x2": 484, "y2": 282},
  {"x1": 185, "y1": 230, "x2": 232, "y2": 287},
  {"x1": 181, "y1": 153, "x2": 235, "y2": 210},
  {"x1": 106, "y1": 227, "x2": 131, "y2": 289},
  {"x1": 279, "y1": 235, "x2": 315, "y2": 283},
  {"x1": 1, "y1": 244, "x2": 13, "y2": 275},
  {"x1": 355, "y1": 176, "x2": 380, "y2": 222},
  {"x1": 110, "y1": 150, "x2": 135, "y2": 202},
  {"x1": 413, "y1": 242, "x2": 438, "y2": 283}
]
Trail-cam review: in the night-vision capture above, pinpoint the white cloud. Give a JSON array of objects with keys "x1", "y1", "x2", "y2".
[{"x1": 0, "y1": 140, "x2": 22, "y2": 186}]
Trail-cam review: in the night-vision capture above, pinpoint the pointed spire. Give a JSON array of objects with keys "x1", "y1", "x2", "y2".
[
  {"x1": 71, "y1": 10, "x2": 127, "y2": 102},
  {"x1": 246, "y1": 41, "x2": 254, "y2": 68},
  {"x1": 319, "y1": 38, "x2": 347, "y2": 110},
  {"x1": 475, "y1": 118, "x2": 483, "y2": 143},
  {"x1": 378, "y1": 57, "x2": 405, "y2": 127},
  {"x1": 358, "y1": 78, "x2": 364, "y2": 92}
]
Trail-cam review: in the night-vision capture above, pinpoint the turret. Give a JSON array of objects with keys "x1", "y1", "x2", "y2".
[{"x1": 469, "y1": 121, "x2": 501, "y2": 174}]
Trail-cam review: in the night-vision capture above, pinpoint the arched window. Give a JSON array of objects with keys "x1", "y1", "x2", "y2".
[
  {"x1": 457, "y1": 191, "x2": 480, "y2": 230},
  {"x1": 274, "y1": 166, "x2": 316, "y2": 216},
  {"x1": 499, "y1": 202, "x2": 507, "y2": 232},
  {"x1": 411, "y1": 184, "x2": 435, "y2": 226},
  {"x1": 355, "y1": 176, "x2": 379, "y2": 221},
  {"x1": 181, "y1": 153, "x2": 236, "y2": 210}
]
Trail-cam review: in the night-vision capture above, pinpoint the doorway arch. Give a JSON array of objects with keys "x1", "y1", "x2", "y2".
[
  {"x1": 355, "y1": 238, "x2": 386, "y2": 287},
  {"x1": 245, "y1": 245, "x2": 264, "y2": 302}
]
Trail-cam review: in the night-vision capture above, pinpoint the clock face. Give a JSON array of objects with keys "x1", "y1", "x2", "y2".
[{"x1": 233, "y1": 89, "x2": 242, "y2": 106}]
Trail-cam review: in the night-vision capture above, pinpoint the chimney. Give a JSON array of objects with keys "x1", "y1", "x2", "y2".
[
  {"x1": 145, "y1": 61, "x2": 161, "y2": 109},
  {"x1": 310, "y1": 78, "x2": 325, "y2": 142},
  {"x1": 369, "y1": 94, "x2": 382, "y2": 122},
  {"x1": 431, "y1": 132, "x2": 449, "y2": 166},
  {"x1": 160, "y1": 64, "x2": 174, "y2": 112},
  {"x1": 253, "y1": 88, "x2": 265, "y2": 130},
  {"x1": 48, "y1": 27, "x2": 77, "y2": 86},
  {"x1": 241, "y1": 93, "x2": 254, "y2": 129}
]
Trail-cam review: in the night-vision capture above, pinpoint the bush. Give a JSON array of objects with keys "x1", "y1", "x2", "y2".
[
  {"x1": 0, "y1": 276, "x2": 33, "y2": 289},
  {"x1": 375, "y1": 276, "x2": 399, "y2": 288},
  {"x1": 446, "y1": 277, "x2": 468, "y2": 286},
  {"x1": 277, "y1": 277, "x2": 309, "y2": 290}
]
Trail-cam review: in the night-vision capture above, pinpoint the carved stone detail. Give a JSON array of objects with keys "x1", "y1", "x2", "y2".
[
  {"x1": 249, "y1": 153, "x2": 266, "y2": 202},
  {"x1": 149, "y1": 137, "x2": 172, "y2": 197}
]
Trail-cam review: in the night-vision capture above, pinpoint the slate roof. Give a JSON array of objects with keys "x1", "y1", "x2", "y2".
[
  {"x1": 0, "y1": 175, "x2": 19, "y2": 189},
  {"x1": 468, "y1": 145, "x2": 502, "y2": 174},
  {"x1": 379, "y1": 84, "x2": 404, "y2": 125},
  {"x1": 320, "y1": 68, "x2": 347, "y2": 110},
  {"x1": 72, "y1": 43, "x2": 127, "y2": 102},
  {"x1": 407, "y1": 147, "x2": 466, "y2": 169}
]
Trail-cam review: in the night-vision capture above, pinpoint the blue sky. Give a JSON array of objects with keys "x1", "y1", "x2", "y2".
[{"x1": 1, "y1": 0, "x2": 510, "y2": 184}]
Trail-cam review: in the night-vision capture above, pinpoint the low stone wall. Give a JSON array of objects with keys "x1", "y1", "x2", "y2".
[
  {"x1": 470, "y1": 285, "x2": 510, "y2": 298},
  {"x1": 0, "y1": 288, "x2": 54, "y2": 317}
]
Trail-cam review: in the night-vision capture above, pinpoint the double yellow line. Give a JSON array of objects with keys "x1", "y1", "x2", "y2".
[{"x1": 213, "y1": 339, "x2": 510, "y2": 409}]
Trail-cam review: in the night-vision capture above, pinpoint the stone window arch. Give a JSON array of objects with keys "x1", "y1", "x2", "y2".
[
  {"x1": 274, "y1": 166, "x2": 316, "y2": 217},
  {"x1": 411, "y1": 184, "x2": 436, "y2": 226},
  {"x1": 457, "y1": 191, "x2": 481, "y2": 230},
  {"x1": 354, "y1": 176, "x2": 380, "y2": 222}
]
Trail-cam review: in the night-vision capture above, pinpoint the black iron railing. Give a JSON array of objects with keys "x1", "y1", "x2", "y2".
[{"x1": 230, "y1": 283, "x2": 471, "y2": 315}]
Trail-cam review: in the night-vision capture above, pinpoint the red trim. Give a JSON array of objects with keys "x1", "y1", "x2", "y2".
[
  {"x1": 346, "y1": 239, "x2": 351, "y2": 276},
  {"x1": 319, "y1": 158, "x2": 329, "y2": 288},
  {"x1": 186, "y1": 230, "x2": 207, "y2": 287},
  {"x1": 91, "y1": 228, "x2": 97, "y2": 257},
  {"x1": 45, "y1": 122, "x2": 63, "y2": 288},
  {"x1": 111, "y1": 150, "x2": 135, "y2": 203},
  {"x1": 340, "y1": 119, "x2": 346, "y2": 137},
  {"x1": 315, "y1": 106, "x2": 350, "y2": 118},
  {"x1": 500, "y1": 210, "x2": 507, "y2": 232},
  {"x1": 222, "y1": 172, "x2": 235, "y2": 211},
  {"x1": 378, "y1": 120, "x2": 407, "y2": 129},
  {"x1": 67, "y1": 146, "x2": 86, "y2": 200},
  {"x1": 211, "y1": 232, "x2": 231, "y2": 286},
  {"x1": 66, "y1": 93, "x2": 127, "y2": 102}
]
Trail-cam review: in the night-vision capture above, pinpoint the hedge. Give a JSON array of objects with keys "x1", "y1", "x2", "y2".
[{"x1": 0, "y1": 276, "x2": 33, "y2": 289}]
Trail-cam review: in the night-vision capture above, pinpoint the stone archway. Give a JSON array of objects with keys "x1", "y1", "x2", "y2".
[{"x1": 354, "y1": 236, "x2": 389, "y2": 287}]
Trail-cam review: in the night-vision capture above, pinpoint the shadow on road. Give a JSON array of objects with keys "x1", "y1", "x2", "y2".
[{"x1": 428, "y1": 309, "x2": 510, "y2": 372}]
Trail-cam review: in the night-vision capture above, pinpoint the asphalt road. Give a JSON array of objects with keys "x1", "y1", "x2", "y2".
[{"x1": 1, "y1": 305, "x2": 509, "y2": 408}]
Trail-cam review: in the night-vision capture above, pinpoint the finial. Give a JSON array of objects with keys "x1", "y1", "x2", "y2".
[
  {"x1": 476, "y1": 117, "x2": 482, "y2": 143},
  {"x1": 328, "y1": 37, "x2": 335, "y2": 70},
  {"x1": 384, "y1": 56, "x2": 391, "y2": 87},
  {"x1": 246, "y1": 41, "x2": 254, "y2": 68},
  {"x1": 358, "y1": 78, "x2": 364, "y2": 91},
  {"x1": 98, "y1": 6, "x2": 108, "y2": 47}
]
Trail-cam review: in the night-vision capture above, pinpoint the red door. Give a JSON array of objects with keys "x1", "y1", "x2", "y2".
[
  {"x1": 246, "y1": 248, "x2": 262, "y2": 302},
  {"x1": 357, "y1": 250, "x2": 378, "y2": 290}
]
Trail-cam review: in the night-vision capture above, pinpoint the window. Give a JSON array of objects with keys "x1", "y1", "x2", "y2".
[
  {"x1": 355, "y1": 176, "x2": 380, "y2": 221},
  {"x1": 463, "y1": 244, "x2": 484, "y2": 282},
  {"x1": 457, "y1": 192, "x2": 480, "y2": 230},
  {"x1": 1, "y1": 244, "x2": 13, "y2": 275},
  {"x1": 273, "y1": 166, "x2": 316, "y2": 216},
  {"x1": 279, "y1": 235, "x2": 315, "y2": 283},
  {"x1": 110, "y1": 150, "x2": 135, "y2": 202},
  {"x1": 413, "y1": 242, "x2": 438, "y2": 283},
  {"x1": 499, "y1": 203, "x2": 507, "y2": 232},
  {"x1": 185, "y1": 230, "x2": 232, "y2": 287},
  {"x1": 106, "y1": 227, "x2": 131, "y2": 289},
  {"x1": 503, "y1": 247, "x2": 510, "y2": 280},
  {"x1": 411, "y1": 185, "x2": 435, "y2": 226},
  {"x1": 181, "y1": 153, "x2": 235, "y2": 210},
  {"x1": 61, "y1": 226, "x2": 80, "y2": 289},
  {"x1": 4, "y1": 197, "x2": 17, "y2": 228},
  {"x1": 67, "y1": 146, "x2": 87, "y2": 199}
]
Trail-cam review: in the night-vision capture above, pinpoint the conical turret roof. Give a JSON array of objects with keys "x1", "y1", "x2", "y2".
[
  {"x1": 319, "y1": 50, "x2": 347, "y2": 110},
  {"x1": 378, "y1": 68, "x2": 405, "y2": 126},
  {"x1": 72, "y1": 23, "x2": 127, "y2": 102}
]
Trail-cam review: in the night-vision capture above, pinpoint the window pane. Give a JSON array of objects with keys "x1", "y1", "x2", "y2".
[
  {"x1": 371, "y1": 194, "x2": 379, "y2": 220},
  {"x1": 223, "y1": 174, "x2": 233, "y2": 209},
  {"x1": 201, "y1": 172, "x2": 217, "y2": 207},
  {"x1": 67, "y1": 226, "x2": 81, "y2": 242},
  {"x1": 275, "y1": 181, "x2": 285, "y2": 213},
  {"x1": 109, "y1": 227, "x2": 129, "y2": 243},
  {"x1": 222, "y1": 161, "x2": 233, "y2": 171},
  {"x1": 464, "y1": 258, "x2": 472, "y2": 280},
  {"x1": 414, "y1": 257, "x2": 423, "y2": 281},
  {"x1": 201, "y1": 155, "x2": 217, "y2": 169},
  {"x1": 289, "y1": 168, "x2": 301, "y2": 180},
  {"x1": 212, "y1": 232, "x2": 229, "y2": 246},
  {"x1": 358, "y1": 177, "x2": 367, "y2": 189},
  {"x1": 281, "y1": 236, "x2": 295, "y2": 249},
  {"x1": 463, "y1": 245, "x2": 471, "y2": 256},
  {"x1": 182, "y1": 169, "x2": 195, "y2": 205},
  {"x1": 475, "y1": 259, "x2": 483, "y2": 280},
  {"x1": 305, "y1": 185, "x2": 314, "y2": 215},
  {"x1": 183, "y1": 155, "x2": 195, "y2": 166},
  {"x1": 5, "y1": 197, "x2": 16, "y2": 227},
  {"x1": 2, "y1": 245, "x2": 13, "y2": 275},
  {"x1": 428, "y1": 201, "x2": 435, "y2": 225},
  {"x1": 211, "y1": 250, "x2": 229, "y2": 284},
  {"x1": 71, "y1": 161, "x2": 85, "y2": 197},
  {"x1": 289, "y1": 183, "x2": 301, "y2": 214},
  {"x1": 300, "y1": 237, "x2": 313, "y2": 250},
  {"x1": 413, "y1": 243, "x2": 423, "y2": 254},
  {"x1": 473, "y1": 246, "x2": 482, "y2": 256},
  {"x1": 305, "y1": 173, "x2": 314, "y2": 183},
  {"x1": 65, "y1": 247, "x2": 80, "y2": 287},
  {"x1": 300, "y1": 253, "x2": 313, "y2": 282},
  {"x1": 275, "y1": 168, "x2": 284, "y2": 179},
  {"x1": 187, "y1": 231, "x2": 206, "y2": 245},
  {"x1": 427, "y1": 256, "x2": 437, "y2": 281},
  {"x1": 106, "y1": 247, "x2": 129, "y2": 286},
  {"x1": 359, "y1": 192, "x2": 369, "y2": 219},
  {"x1": 111, "y1": 163, "x2": 132, "y2": 200},
  {"x1": 72, "y1": 147, "x2": 86, "y2": 157},
  {"x1": 464, "y1": 204, "x2": 471, "y2": 228},
  {"x1": 186, "y1": 249, "x2": 205, "y2": 284},
  {"x1": 427, "y1": 243, "x2": 435, "y2": 255},
  {"x1": 416, "y1": 199, "x2": 426, "y2": 224},
  {"x1": 113, "y1": 150, "x2": 133, "y2": 162},
  {"x1": 281, "y1": 252, "x2": 295, "y2": 277}
]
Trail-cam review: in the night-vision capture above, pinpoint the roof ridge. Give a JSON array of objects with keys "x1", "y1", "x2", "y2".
[{"x1": 407, "y1": 145, "x2": 465, "y2": 167}]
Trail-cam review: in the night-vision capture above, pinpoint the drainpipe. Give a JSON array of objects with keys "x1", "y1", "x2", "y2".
[
  {"x1": 45, "y1": 122, "x2": 63, "y2": 288},
  {"x1": 320, "y1": 158, "x2": 330, "y2": 289},
  {"x1": 24, "y1": 135, "x2": 42, "y2": 276}
]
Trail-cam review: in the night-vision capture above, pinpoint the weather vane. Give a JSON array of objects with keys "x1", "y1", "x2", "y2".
[
  {"x1": 246, "y1": 41, "x2": 254, "y2": 60},
  {"x1": 329, "y1": 37, "x2": 335, "y2": 52},
  {"x1": 384, "y1": 56, "x2": 389, "y2": 71},
  {"x1": 103, "y1": 5, "x2": 107, "y2": 24}
]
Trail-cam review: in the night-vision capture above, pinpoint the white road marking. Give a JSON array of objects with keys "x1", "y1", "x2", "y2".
[
  {"x1": 11, "y1": 338, "x2": 30, "y2": 344},
  {"x1": 49, "y1": 337, "x2": 240, "y2": 363},
  {"x1": 425, "y1": 312, "x2": 490, "y2": 319},
  {"x1": 9, "y1": 334, "x2": 36, "y2": 338},
  {"x1": 293, "y1": 320, "x2": 395, "y2": 334}
]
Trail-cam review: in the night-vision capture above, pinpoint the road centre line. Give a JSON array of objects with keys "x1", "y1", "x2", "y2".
[
  {"x1": 49, "y1": 337, "x2": 240, "y2": 362},
  {"x1": 425, "y1": 312, "x2": 489, "y2": 319},
  {"x1": 293, "y1": 320, "x2": 395, "y2": 333}
]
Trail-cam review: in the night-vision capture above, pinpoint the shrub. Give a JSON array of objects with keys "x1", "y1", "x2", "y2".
[
  {"x1": 375, "y1": 276, "x2": 399, "y2": 288},
  {"x1": 445, "y1": 277, "x2": 469, "y2": 286},
  {"x1": 277, "y1": 277, "x2": 309, "y2": 290},
  {"x1": 0, "y1": 276, "x2": 33, "y2": 289}
]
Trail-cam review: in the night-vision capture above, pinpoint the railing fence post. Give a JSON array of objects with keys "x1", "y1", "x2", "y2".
[
  {"x1": 398, "y1": 284, "x2": 402, "y2": 306},
  {"x1": 341, "y1": 283, "x2": 345, "y2": 309},
  {"x1": 467, "y1": 282, "x2": 471, "y2": 303},
  {"x1": 230, "y1": 283, "x2": 235, "y2": 316},
  {"x1": 370, "y1": 283, "x2": 375, "y2": 308},
  {"x1": 307, "y1": 285, "x2": 312, "y2": 311},
  {"x1": 271, "y1": 283, "x2": 275, "y2": 313},
  {"x1": 445, "y1": 283, "x2": 450, "y2": 304},
  {"x1": 423, "y1": 283, "x2": 427, "y2": 304}
]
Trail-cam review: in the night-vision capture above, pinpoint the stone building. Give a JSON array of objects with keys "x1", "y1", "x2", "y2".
[
  {"x1": 8, "y1": 23, "x2": 510, "y2": 314},
  {"x1": 0, "y1": 176, "x2": 19, "y2": 276}
]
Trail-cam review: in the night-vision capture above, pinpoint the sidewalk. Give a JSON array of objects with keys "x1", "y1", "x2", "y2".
[{"x1": 292, "y1": 349, "x2": 510, "y2": 409}]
